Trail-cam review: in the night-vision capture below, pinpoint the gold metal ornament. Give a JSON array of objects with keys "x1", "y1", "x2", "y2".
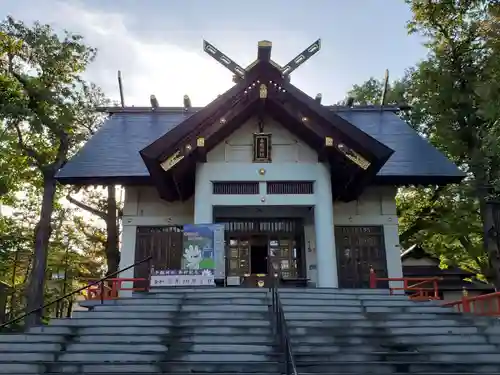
[{"x1": 259, "y1": 84, "x2": 268, "y2": 99}]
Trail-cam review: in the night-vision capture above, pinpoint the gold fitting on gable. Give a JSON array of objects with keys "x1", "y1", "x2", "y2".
[
  {"x1": 160, "y1": 150, "x2": 184, "y2": 171},
  {"x1": 220, "y1": 117, "x2": 227, "y2": 124},
  {"x1": 258, "y1": 40, "x2": 272, "y2": 48},
  {"x1": 258, "y1": 168, "x2": 266, "y2": 175},
  {"x1": 325, "y1": 137, "x2": 334, "y2": 147},
  {"x1": 197, "y1": 137, "x2": 205, "y2": 147},
  {"x1": 185, "y1": 144, "x2": 192, "y2": 151},
  {"x1": 259, "y1": 84, "x2": 268, "y2": 99}
]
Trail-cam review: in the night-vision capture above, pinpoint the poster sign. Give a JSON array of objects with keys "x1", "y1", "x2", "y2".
[{"x1": 150, "y1": 223, "x2": 225, "y2": 287}]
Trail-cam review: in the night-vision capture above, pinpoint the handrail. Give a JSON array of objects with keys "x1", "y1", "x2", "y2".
[
  {"x1": 442, "y1": 291, "x2": 500, "y2": 316},
  {"x1": 0, "y1": 255, "x2": 152, "y2": 329},
  {"x1": 369, "y1": 268, "x2": 442, "y2": 301},
  {"x1": 268, "y1": 273, "x2": 298, "y2": 375}
]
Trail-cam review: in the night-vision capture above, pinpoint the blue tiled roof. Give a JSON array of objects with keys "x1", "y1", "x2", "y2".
[
  {"x1": 56, "y1": 109, "x2": 464, "y2": 181},
  {"x1": 57, "y1": 112, "x2": 194, "y2": 179}
]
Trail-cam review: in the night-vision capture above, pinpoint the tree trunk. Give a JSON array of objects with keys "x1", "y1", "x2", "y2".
[
  {"x1": 24, "y1": 175, "x2": 57, "y2": 327},
  {"x1": 105, "y1": 185, "x2": 120, "y2": 275},
  {"x1": 479, "y1": 197, "x2": 500, "y2": 290}
]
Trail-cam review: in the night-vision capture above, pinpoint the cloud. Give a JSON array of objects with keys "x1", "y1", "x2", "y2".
[{"x1": 8, "y1": 1, "x2": 235, "y2": 106}]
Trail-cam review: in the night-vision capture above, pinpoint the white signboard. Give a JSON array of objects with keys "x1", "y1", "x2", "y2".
[{"x1": 150, "y1": 270, "x2": 215, "y2": 287}]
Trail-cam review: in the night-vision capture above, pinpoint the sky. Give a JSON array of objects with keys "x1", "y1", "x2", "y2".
[{"x1": 0, "y1": 0, "x2": 428, "y2": 107}]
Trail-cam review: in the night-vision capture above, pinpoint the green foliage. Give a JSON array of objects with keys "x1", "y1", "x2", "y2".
[
  {"x1": 348, "y1": 0, "x2": 500, "y2": 283},
  {"x1": 0, "y1": 16, "x2": 108, "y2": 325}
]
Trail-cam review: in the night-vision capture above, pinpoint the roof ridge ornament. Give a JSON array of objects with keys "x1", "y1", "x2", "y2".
[
  {"x1": 203, "y1": 39, "x2": 322, "y2": 81},
  {"x1": 203, "y1": 40, "x2": 246, "y2": 81},
  {"x1": 281, "y1": 39, "x2": 321, "y2": 77}
]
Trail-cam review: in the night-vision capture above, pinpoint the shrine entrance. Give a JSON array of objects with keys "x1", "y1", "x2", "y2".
[{"x1": 216, "y1": 218, "x2": 305, "y2": 287}]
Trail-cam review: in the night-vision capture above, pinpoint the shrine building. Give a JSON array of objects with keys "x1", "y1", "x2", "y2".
[{"x1": 56, "y1": 40, "x2": 464, "y2": 291}]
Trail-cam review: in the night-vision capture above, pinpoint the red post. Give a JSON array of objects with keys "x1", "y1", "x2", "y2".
[
  {"x1": 462, "y1": 289, "x2": 470, "y2": 313},
  {"x1": 369, "y1": 268, "x2": 376, "y2": 288}
]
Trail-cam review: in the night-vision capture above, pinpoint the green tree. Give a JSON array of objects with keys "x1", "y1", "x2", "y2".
[
  {"x1": 0, "y1": 17, "x2": 105, "y2": 326},
  {"x1": 67, "y1": 185, "x2": 123, "y2": 275},
  {"x1": 406, "y1": 0, "x2": 500, "y2": 286},
  {"x1": 348, "y1": 0, "x2": 500, "y2": 283}
]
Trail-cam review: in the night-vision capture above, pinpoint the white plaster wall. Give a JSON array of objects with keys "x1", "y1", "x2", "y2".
[
  {"x1": 207, "y1": 116, "x2": 317, "y2": 163},
  {"x1": 119, "y1": 186, "x2": 193, "y2": 296}
]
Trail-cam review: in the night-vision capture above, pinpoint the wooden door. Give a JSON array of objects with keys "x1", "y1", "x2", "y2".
[
  {"x1": 134, "y1": 226, "x2": 183, "y2": 288},
  {"x1": 335, "y1": 226, "x2": 388, "y2": 289}
]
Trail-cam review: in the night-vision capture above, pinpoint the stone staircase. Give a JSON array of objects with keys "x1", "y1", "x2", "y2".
[
  {"x1": 2, "y1": 287, "x2": 500, "y2": 374},
  {"x1": 0, "y1": 288, "x2": 281, "y2": 374},
  {"x1": 280, "y1": 288, "x2": 500, "y2": 374}
]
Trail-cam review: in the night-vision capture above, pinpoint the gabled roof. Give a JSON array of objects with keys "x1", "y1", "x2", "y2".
[
  {"x1": 134, "y1": 59, "x2": 395, "y2": 201},
  {"x1": 56, "y1": 107, "x2": 464, "y2": 186}
]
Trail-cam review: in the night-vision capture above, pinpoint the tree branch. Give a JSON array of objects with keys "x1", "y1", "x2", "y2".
[
  {"x1": 399, "y1": 185, "x2": 446, "y2": 243},
  {"x1": 10, "y1": 120, "x2": 45, "y2": 169},
  {"x1": 66, "y1": 194, "x2": 106, "y2": 221}
]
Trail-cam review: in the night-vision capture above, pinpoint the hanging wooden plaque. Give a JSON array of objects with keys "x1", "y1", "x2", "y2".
[{"x1": 253, "y1": 133, "x2": 272, "y2": 162}]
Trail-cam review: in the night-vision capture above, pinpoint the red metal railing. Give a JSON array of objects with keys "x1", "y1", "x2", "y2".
[
  {"x1": 369, "y1": 268, "x2": 441, "y2": 301},
  {"x1": 442, "y1": 291, "x2": 500, "y2": 316},
  {"x1": 83, "y1": 278, "x2": 148, "y2": 301}
]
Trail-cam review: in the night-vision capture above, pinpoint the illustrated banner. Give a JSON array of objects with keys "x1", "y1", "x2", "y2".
[
  {"x1": 150, "y1": 223, "x2": 225, "y2": 287},
  {"x1": 182, "y1": 223, "x2": 225, "y2": 279}
]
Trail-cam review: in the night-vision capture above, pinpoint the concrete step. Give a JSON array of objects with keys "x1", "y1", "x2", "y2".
[
  {"x1": 0, "y1": 362, "x2": 41, "y2": 373},
  {"x1": 296, "y1": 361, "x2": 500, "y2": 373},
  {"x1": 295, "y1": 352, "x2": 500, "y2": 363},
  {"x1": 74, "y1": 311, "x2": 269, "y2": 319},
  {"x1": 293, "y1": 343, "x2": 499, "y2": 353},
  {"x1": 181, "y1": 304, "x2": 269, "y2": 312},
  {"x1": 286, "y1": 318, "x2": 477, "y2": 328},
  {"x1": 28, "y1": 324, "x2": 272, "y2": 336},
  {"x1": 66, "y1": 343, "x2": 169, "y2": 353},
  {"x1": 91, "y1": 298, "x2": 183, "y2": 306},
  {"x1": 279, "y1": 288, "x2": 389, "y2": 294},
  {"x1": 281, "y1": 298, "x2": 362, "y2": 306},
  {"x1": 64, "y1": 343, "x2": 275, "y2": 354},
  {"x1": 93, "y1": 304, "x2": 179, "y2": 312},
  {"x1": 0, "y1": 352, "x2": 55, "y2": 362},
  {"x1": 290, "y1": 333, "x2": 489, "y2": 345},
  {"x1": 58, "y1": 352, "x2": 275, "y2": 362},
  {"x1": 50, "y1": 361, "x2": 281, "y2": 373},
  {"x1": 284, "y1": 311, "x2": 460, "y2": 320},
  {"x1": 48, "y1": 318, "x2": 271, "y2": 327},
  {"x1": 0, "y1": 333, "x2": 66, "y2": 343},
  {"x1": 26, "y1": 373, "x2": 500, "y2": 375},
  {"x1": 0, "y1": 342, "x2": 61, "y2": 352},
  {"x1": 279, "y1": 293, "x2": 395, "y2": 301},
  {"x1": 92, "y1": 301, "x2": 269, "y2": 311},
  {"x1": 289, "y1": 325, "x2": 480, "y2": 336},
  {"x1": 74, "y1": 334, "x2": 275, "y2": 344},
  {"x1": 183, "y1": 298, "x2": 268, "y2": 305}
]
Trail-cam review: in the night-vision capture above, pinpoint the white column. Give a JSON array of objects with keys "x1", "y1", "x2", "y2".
[
  {"x1": 194, "y1": 163, "x2": 213, "y2": 224},
  {"x1": 314, "y1": 163, "x2": 338, "y2": 288},
  {"x1": 384, "y1": 223, "x2": 404, "y2": 292},
  {"x1": 118, "y1": 223, "x2": 137, "y2": 297}
]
